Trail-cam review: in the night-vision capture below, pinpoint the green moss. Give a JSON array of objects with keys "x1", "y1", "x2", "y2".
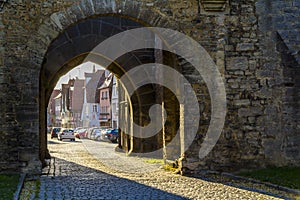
[
  {"x1": 238, "y1": 167, "x2": 300, "y2": 190},
  {"x1": 143, "y1": 159, "x2": 165, "y2": 165},
  {"x1": 19, "y1": 179, "x2": 41, "y2": 200},
  {"x1": 143, "y1": 159, "x2": 179, "y2": 172},
  {"x1": 162, "y1": 164, "x2": 177, "y2": 172},
  {"x1": 0, "y1": 174, "x2": 20, "y2": 200}
]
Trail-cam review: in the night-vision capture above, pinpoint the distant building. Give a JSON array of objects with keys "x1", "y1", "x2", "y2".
[
  {"x1": 54, "y1": 92, "x2": 62, "y2": 127},
  {"x1": 47, "y1": 89, "x2": 60, "y2": 127},
  {"x1": 111, "y1": 76, "x2": 119, "y2": 129},
  {"x1": 99, "y1": 72, "x2": 113, "y2": 127},
  {"x1": 48, "y1": 67, "x2": 106, "y2": 128},
  {"x1": 81, "y1": 69, "x2": 105, "y2": 128},
  {"x1": 60, "y1": 80, "x2": 75, "y2": 128},
  {"x1": 71, "y1": 78, "x2": 85, "y2": 127}
]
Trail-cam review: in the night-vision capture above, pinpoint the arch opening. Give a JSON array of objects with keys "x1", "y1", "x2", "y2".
[{"x1": 40, "y1": 15, "x2": 204, "y2": 172}]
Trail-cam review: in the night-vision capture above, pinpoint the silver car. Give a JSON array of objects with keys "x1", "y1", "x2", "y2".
[{"x1": 57, "y1": 128, "x2": 75, "y2": 141}]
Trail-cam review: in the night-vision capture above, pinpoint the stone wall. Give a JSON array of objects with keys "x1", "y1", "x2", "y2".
[
  {"x1": 256, "y1": 0, "x2": 300, "y2": 166},
  {"x1": 0, "y1": 0, "x2": 299, "y2": 174},
  {"x1": 180, "y1": 0, "x2": 266, "y2": 172},
  {"x1": 183, "y1": 0, "x2": 300, "y2": 173}
]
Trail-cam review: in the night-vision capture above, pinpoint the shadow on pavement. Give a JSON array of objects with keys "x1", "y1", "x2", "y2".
[
  {"x1": 48, "y1": 140, "x2": 82, "y2": 145},
  {"x1": 185, "y1": 173, "x2": 294, "y2": 200},
  {"x1": 40, "y1": 157, "x2": 188, "y2": 200},
  {"x1": 47, "y1": 140, "x2": 61, "y2": 145}
]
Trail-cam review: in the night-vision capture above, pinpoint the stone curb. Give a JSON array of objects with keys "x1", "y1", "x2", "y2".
[
  {"x1": 13, "y1": 173, "x2": 26, "y2": 200},
  {"x1": 220, "y1": 172, "x2": 300, "y2": 196}
]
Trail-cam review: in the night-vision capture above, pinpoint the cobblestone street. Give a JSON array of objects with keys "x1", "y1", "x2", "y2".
[{"x1": 31, "y1": 136, "x2": 294, "y2": 199}]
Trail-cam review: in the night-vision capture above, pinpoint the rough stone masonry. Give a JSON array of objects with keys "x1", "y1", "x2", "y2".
[{"x1": 0, "y1": 0, "x2": 299, "y2": 175}]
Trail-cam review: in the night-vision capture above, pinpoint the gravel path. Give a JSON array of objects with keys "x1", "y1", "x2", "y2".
[{"x1": 28, "y1": 137, "x2": 296, "y2": 199}]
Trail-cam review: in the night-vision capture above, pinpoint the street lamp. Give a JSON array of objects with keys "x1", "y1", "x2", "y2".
[{"x1": 0, "y1": 0, "x2": 7, "y2": 12}]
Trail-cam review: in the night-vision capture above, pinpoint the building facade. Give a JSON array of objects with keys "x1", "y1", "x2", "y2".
[
  {"x1": 47, "y1": 89, "x2": 60, "y2": 128},
  {"x1": 54, "y1": 93, "x2": 62, "y2": 127},
  {"x1": 71, "y1": 78, "x2": 85, "y2": 128},
  {"x1": 60, "y1": 80, "x2": 75, "y2": 128},
  {"x1": 111, "y1": 76, "x2": 119, "y2": 129},
  {"x1": 81, "y1": 70, "x2": 105, "y2": 128},
  {"x1": 99, "y1": 72, "x2": 113, "y2": 127}
]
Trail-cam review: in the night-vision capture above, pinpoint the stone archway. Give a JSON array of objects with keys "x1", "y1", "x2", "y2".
[
  {"x1": 36, "y1": 3, "x2": 178, "y2": 173},
  {"x1": 4, "y1": 0, "x2": 299, "y2": 175},
  {"x1": 0, "y1": 0, "x2": 248, "y2": 174}
]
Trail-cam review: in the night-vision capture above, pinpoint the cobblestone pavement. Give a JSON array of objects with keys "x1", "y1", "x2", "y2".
[
  {"x1": 35, "y1": 136, "x2": 295, "y2": 200},
  {"x1": 81, "y1": 139, "x2": 162, "y2": 174}
]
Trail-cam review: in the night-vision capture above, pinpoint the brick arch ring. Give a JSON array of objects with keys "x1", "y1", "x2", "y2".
[{"x1": 28, "y1": 0, "x2": 176, "y2": 67}]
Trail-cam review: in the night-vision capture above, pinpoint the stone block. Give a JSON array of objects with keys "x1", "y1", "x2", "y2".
[
  {"x1": 234, "y1": 71, "x2": 244, "y2": 75},
  {"x1": 256, "y1": 70, "x2": 274, "y2": 78},
  {"x1": 226, "y1": 57, "x2": 248, "y2": 70},
  {"x1": 249, "y1": 60, "x2": 257, "y2": 70},
  {"x1": 248, "y1": 117, "x2": 256, "y2": 123},
  {"x1": 285, "y1": 135, "x2": 300, "y2": 147},
  {"x1": 233, "y1": 99, "x2": 251, "y2": 106},
  {"x1": 92, "y1": 0, "x2": 112, "y2": 13},
  {"x1": 238, "y1": 107, "x2": 263, "y2": 117},
  {"x1": 19, "y1": 151, "x2": 33, "y2": 162},
  {"x1": 66, "y1": 5, "x2": 85, "y2": 23},
  {"x1": 80, "y1": 0, "x2": 96, "y2": 17},
  {"x1": 236, "y1": 43, "x2": 255, "y2": 51}
]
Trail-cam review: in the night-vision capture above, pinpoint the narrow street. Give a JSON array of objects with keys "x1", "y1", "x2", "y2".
[{"x1": 34, "y1": 136, "x2": 290, "y2": 199}]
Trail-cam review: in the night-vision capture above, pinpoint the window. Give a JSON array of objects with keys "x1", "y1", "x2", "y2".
[
  {"x1": 101, "y1": 106, "x2": 106, "y2": 113},
  {"x1": 93, "y1": 105, "x2": 97, "y2": 112}
]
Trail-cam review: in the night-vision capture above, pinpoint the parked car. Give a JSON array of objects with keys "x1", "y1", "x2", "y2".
[
  {"x1": 51, "y1": 127, "x2": 61, "y2": 139},
  {"x1": 86, "y1": 127, "x2": 98, "y2": 139},
  {"x1": 105, "y1": 129, "x2": 119, "y2": 143},
  {"x1": 90, "y1": 128, "x2": 102, "y2": 140},
  {"x1": 74, "y1": 128, "x2": 87, "y2": 139},
  {"x1": 97, "y1": 128, "x2": 111, "y2": 142},
  {"x1": 57, "y1": 128, "x2": 75, "y2": 141},
  {"x1": 73, "y1": 127, "x2": 82, "y2": 135}
]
